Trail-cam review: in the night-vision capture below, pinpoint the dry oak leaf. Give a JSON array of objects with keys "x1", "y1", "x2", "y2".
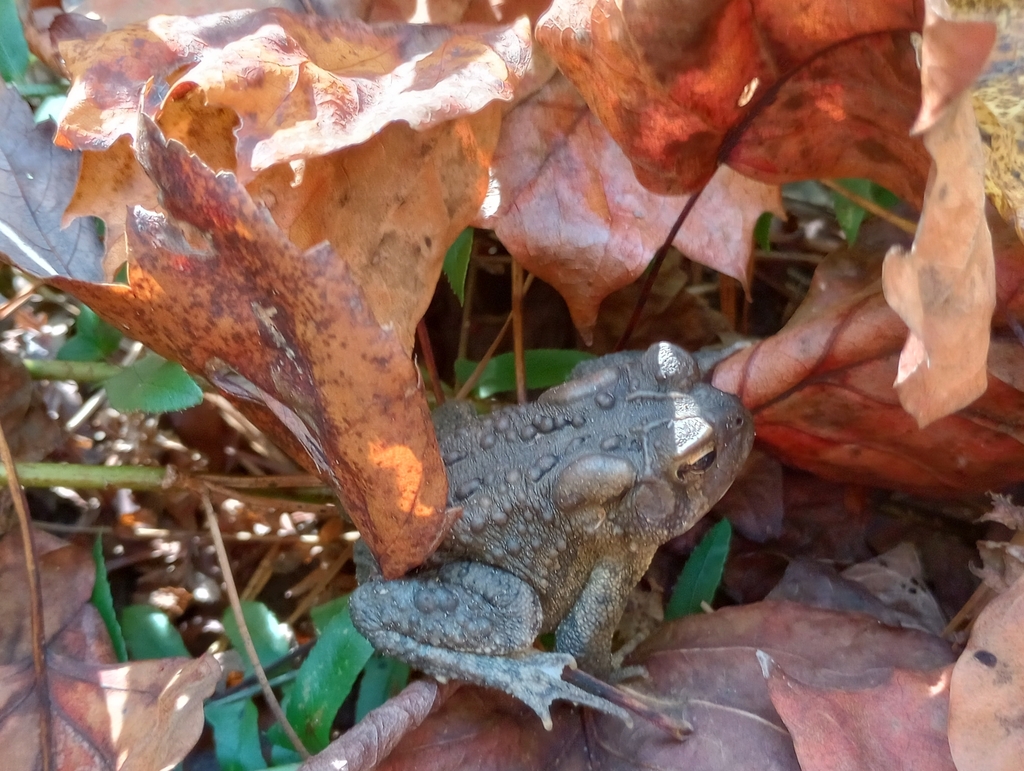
[
  {"x1": 882, "y1": 9, "x2": 997, "y2": 426},
  {"x1": 54, "y1": 11, "x2": 528, "y2": 345},
  {"x1": 54, "y1": 9, "x2": 531, "y2": 181},
  {"x1": 475, "y1": 73, "x2": 782, "y2": 338},
  {"x1": 713, "y1": 215, "x2": 1024, "y2": 496},
  {"x1": 0, "y1": 530, "x2": 218, "y2": 771},
  {"x1": 762, "y1": 655, "x2": 956, "y2": 771},
  {"x1": 17, "y1": 109, "x2": 449, "y2": 578},
  {"x1": 363, "y1": 601, "x2": 953, "y2": 771},
  {"x1": 535, "y1": 0, "x2": 930, "y2": 203},
  {"x1": 949, "y1": 570, "x2": 1024, "y2": 771},
  {"x1": 0, "y1": 83, "x2": 104, "y2": 283}
]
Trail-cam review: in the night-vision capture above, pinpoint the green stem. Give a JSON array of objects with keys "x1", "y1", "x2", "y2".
[
  {"x1": 0, "y1": 462, "x2": 169, "y2": 490},
  {"x1": 23, "y1": 359, "x2": 121, "y2": 383}
]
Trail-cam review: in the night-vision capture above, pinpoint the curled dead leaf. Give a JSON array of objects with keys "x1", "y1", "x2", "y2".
[
  {"x1": 536, "y1": 0, "x2": 930, "y2": 201},
  {"x1": 54, "y1": 116, "x2": 452, "y2": 577},
  {"x1": 478, "y1": 73, "x2": 781, "y2": 338}
]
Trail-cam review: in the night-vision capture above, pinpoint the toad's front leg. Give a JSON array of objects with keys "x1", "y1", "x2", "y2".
[
  {"x1": 349, "y1": 560, "x2": 630, "y2": 728},
  {"x1": 555, "y1": 553, "x2": 653, "y2": 676}
]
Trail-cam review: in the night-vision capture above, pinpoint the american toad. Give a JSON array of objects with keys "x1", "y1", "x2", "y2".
[{"x1": 350, "y1": 342, "x2": 753, "y2": 726}]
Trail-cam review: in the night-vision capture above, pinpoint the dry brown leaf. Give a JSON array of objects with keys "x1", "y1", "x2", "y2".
[
  {"x1": 476, "y1": 73, "x2": 781, "y2": 337},
  {"x1": 713, "y1": 216, "x2": 1024, "y2": 495},
  {"x1": 365, "y1": 601, "x2": 953, "y2": 771},
  {"x1": 60, "y1": 116, "x2": 452, "y2": 578},
  {"x1": 882, "y1": 19, "x2": 996, "y2": 426},
  {"x1": 0, "y1": 351, "x2": 62, "y2": 464},
  {"x1": 299, "y1": 680, "x2": 460, "y2": 771},
  {"x1": 981, "y1": 493, "x2": 1024, "y2": 530},
  {"x1": 764, "y1": 656, "x2": 956, "y2": 771},
  {"x1": 55, "y1": 11, "x2": 530, "y2": 180},
  {"x1": 0, "y1": 83, "x2": 104, "y2": 282},
  {"x1": 949, "y1": 572, "x2": 1024, "y2": 771},
  {"x1": 54, "y1": 10, "x2": 529, "y2": 343},
  {"x1": 841, "y1": 543, "x2": 947, "y2": 634},
  {"x1": 536, "y1": 0, "x2": 930, "y2": 202},
  {"x1": 974, "y1": 541, "x2": 1024, "y2": 593},
  {"x1": 0, "y1": 531, "x2": 219, "y2": 771}
]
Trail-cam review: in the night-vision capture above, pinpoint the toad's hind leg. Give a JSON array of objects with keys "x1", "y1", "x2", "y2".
[{"x1": 349, "y1": 561, "x2": 630, "y2": 728}]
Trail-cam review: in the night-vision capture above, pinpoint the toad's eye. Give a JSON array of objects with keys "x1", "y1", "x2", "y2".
[{"x1": 673, "y1": 446, "x2": 717, "y2": 479}]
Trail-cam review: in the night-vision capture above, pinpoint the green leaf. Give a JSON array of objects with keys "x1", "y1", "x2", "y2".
[
  {"x1": 665, "y1": 519, "x2": 732, "y2": 620},
  {"x1": 355, "y1": 655, "x2": 410, "y2": 721},
  {"x1": 206, "y1": 699, "x2": 266, "y2": 771},
  {"x1": 0, "y1": 0, "x2": 29, "y2": 82},
  {"x1": 442, "y1": 228, "x2": 474, "y2": 304},
  {"x1": 284, "y1": 598, "x2": 374, "y2": 752},
  {"x1": 309, "y1": 596, "x2": 349, "y2": 634},
  {"x1": 120, "y1": 605, "x2": 190, "y2": 660},
  {"x1": 58, "y1": 306, "x2": 122, "y2": 362},
  {"x1": 104, "y1": 354, "x2": 202, "y2": 413},
  {"x1": 454, "y1": 349, "x2": 594, "y2": 398},
  {"x1": 223, "y1": 601, "x2": 292, "y2": 675},
  {"x1": 829, "y1": 179, "x2": 900, "y2": 246},
  {"x1": 91, "y1": 537, "x2": 127, "y2": 662},
  {"x1": 753, "y1": 212, "x2": 774, "y2": 252}
]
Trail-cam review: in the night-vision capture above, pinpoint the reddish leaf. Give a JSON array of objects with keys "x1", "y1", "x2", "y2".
[
  {"x1": 0, "y1": 531, "x2": 219, "y2": 771},
  {"x1": 713, "y1": 215, "x2": 1024, "y2": 495},
  {"x1": 949, "y1": 572, "x2": 1024, "y2": 771},
  {"x1": 55, "y1": 116, "x2": 454, "y2": 578},
  {"x1": 477, "y1": 73, "x2": 782, "y2": 337},
  {"x1": 361, "y1": 601, "x2": 953, "y2": 771},
  {"x1": 535, "y1": 0, "x2": 931, "y2": 202},
  {"x1": 764, "y1": 657, "x2": 956, "y2": 771},
  {"x1": 0, "y1": 83, "x2": 104, "y2": 282}
]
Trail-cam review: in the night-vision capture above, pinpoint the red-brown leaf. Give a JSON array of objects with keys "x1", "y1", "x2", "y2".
[
  {"x1": 536, "y1": 0, "x2": 930, "y2": 201},
  {"x1": 477, "y1": 73, "x2": 781, "y2": 337}
]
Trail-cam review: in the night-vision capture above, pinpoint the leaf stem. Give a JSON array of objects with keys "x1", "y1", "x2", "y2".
[{"x1": 0, "y1": 420, "x2": 54, "y2": 771}]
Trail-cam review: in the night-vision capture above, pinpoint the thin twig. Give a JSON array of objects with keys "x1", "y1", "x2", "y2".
[
  {"x1": 455, "y1": 274, "x2": 535, "y2": 400},
  {"x1": 820, "y1": 179, "x2": 918, "y2": 235},
  {"x1": 285, "y1": 544, "x2": 354, "y2": 624},
  {"x1": 511, "y1": 260, "x2": 527, "y2": 404},
  {"x1": 241, "y1": 543, "x2": 282, "y2": 602},
  {"x1": 202, "y1": 491, "x2": 310, "y2": 758},
  {"x1": 614, "y1": 194, "x2": 702, "y2": 351},
  {"x1": 0, "y1": 278, "x2": 44, "y2": 321},
  {"x1": 33, "y1": 520, "x2": 327, "y2": 543},
  {"x1": 0, "y1": 420, "x2": 54, "y2": 771},
  {"x1": 416, "y1": 319, "x2": 445, "y2": 406}
]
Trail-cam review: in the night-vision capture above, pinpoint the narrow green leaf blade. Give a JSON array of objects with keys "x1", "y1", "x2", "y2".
[
  {"x1": 222, "y1": 601, "x2": 292, "y2": 674},
  {"x1": 285, "y1": 598, "x2": 373, "y2": 752},
  {"x1": 120, "y1": 605, "x2": 190, "y2": 660},
  {"x1": 454, "y1": 349, "x2": 594, "y2": 398},
  {"x1": 666, "y1": 519, "x2": 732, "y2": 620},
  {"x1": 206, "y1": 698, "x2": 266, "y2": 771},
  {"x1": 355, "y1": 654, "x2": 410, "y2": 721},
  {"x1": 91, "y1": 536, "x2": 127, "y2": 662},
  {"x1": 753, "y1": 212, "x2": 774, "y2": 252},
  {"x1": 442, "y1": 228, "x2": 474, "y2": 304},
  {"x1": 830, "y1": 178, "x2": 873, "y2": 245},
  {"x1": 104, "y1": 354, "x2": 202, "y2": 413},
  {"x1": 0, "y1": 0, "x2": 29, "y2": 82}
]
